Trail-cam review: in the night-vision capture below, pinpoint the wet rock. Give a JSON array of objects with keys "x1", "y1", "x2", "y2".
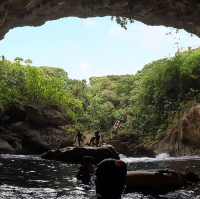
[{"x1": 41, "y1": 145, "x2": 119, "y2": 164}]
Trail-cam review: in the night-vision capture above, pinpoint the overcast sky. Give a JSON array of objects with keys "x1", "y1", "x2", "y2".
[{"x1": 0, "y1": 16, "x2": 200, "y2": 81}]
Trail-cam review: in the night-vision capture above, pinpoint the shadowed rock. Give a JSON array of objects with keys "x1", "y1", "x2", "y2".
[
  {"x1": 104, "y1": 133, "x2": 155, "y2": 158},
  {"x1": 41, "y1": 145, "x2": 119, "y2": 164},
  {"x1": 9, "y1": 122, "x2": 76, "y2": 154},
  {"x1": 0, "y1": 137, "x2": 16, "y2": 154},
  {"x1": 0, "y1": 104, "x2": 74, "y2": 155}
]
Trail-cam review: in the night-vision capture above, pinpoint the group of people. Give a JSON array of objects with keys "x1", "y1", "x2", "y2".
[
  {"x1": 76, "y1": 156, "x2": 200, "y2": 199},
  {"x1": 75, "y1": 119, "x2": 122, "y2": 147},
  {"x1": 75, "y1": 130, "x2": 101, "y2": 147}
]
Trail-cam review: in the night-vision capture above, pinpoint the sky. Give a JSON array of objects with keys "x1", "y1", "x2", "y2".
[{"x1": 0, "y1": 16, "x2": 200, "y2": 81}]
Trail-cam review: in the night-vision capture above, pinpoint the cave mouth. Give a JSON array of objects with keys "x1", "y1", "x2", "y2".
[{"x1": 0, "y1": 0, "x2": 200, "y2": 41}]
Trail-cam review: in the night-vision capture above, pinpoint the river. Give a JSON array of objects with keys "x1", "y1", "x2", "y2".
[{"x1": 0, "y1": 153, "x2": 200, "y2": 199}]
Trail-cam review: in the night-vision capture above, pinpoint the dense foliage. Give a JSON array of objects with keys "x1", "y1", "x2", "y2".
[
  {"x1": 1, "y1": 47, "x2": 200, "y2": 141},
  {"x1": 81, "y1": 47, "x2": 200, "y2": 142},
  {"x1": 0, "y1": 59, "x2": 82, "y2": 120}
]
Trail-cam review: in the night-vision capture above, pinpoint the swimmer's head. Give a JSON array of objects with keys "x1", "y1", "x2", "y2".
[
  {"x1": 95, "y1": 158, "x2": 127, "y2": 199},
  {"x1": 81, "y1": 156, "x2": 95, "y2": 166}
]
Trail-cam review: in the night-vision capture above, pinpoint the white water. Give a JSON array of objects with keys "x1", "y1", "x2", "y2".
[
  {"x1": 0, "y1": 154, "x2": 43, "y2": 160},
  {"x1": 120, "y1": 153, "x2": 200, "y2": 163}
]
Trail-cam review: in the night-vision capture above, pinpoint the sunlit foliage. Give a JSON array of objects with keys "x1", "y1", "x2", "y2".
[{"x1": 0, "y1": 59, "x2": 82, "y2": 121}]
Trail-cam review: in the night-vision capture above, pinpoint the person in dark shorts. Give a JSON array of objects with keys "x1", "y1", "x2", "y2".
[
  {"x1": 94, "y1": 158, "x2": 127, "y2": 199},
  {"x1": 75, "y1": 131, "x2": 83, "y2": 147},
  {"x1": 95, "y1": 130, "x2": 100, "y2": 147},
  {"x1": 76, "y1": 156, "x2": 96, "y2": 184}
]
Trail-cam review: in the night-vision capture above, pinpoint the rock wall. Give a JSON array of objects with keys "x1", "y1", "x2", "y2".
[
  {"x1": 149, "y1": 103, "x2": 200, "y2": 157},
  {"x1": 0, "y1": 0, "x2": 200, "y2": 40},
  {"x1": 0, "y1": 104, "x2": 75, "y2": 154}
]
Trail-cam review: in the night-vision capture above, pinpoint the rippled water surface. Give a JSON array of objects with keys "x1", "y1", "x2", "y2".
[{"x1": 0, "y1": 153, "x2": 200, "y2": 198}]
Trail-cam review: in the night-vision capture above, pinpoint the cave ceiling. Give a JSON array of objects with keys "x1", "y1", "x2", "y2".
[{"x1": 0, "y1": 0, "x2": 200, "y2": 40}]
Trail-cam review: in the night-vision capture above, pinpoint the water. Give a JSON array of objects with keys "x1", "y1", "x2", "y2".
[{"x1": 0, "y1": 153, "x2": 200, "y2": 198}]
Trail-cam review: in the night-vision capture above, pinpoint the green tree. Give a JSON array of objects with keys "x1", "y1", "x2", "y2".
[
  {"x1": 111, "y1": 16, "x2": 134, "y2": 30},
  {"x1": 25, "y1": 59, "x2": 33, "y2": 65},
  {"x1": 14, "y1": 57, "x2": 24, "y2": 63}
]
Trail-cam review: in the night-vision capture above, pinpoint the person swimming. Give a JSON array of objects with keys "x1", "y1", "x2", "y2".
[
  {"x1": 93, "y1": 159, "x2": 200, "y2": 198},
  {"x1": 125, "y1": 166, "x2": 200, "y2": 193},
  {"x1": 76, "y1": 156, "x2": 96, "y2": 184},
  {"x1": 94, "y1": 158, "x2": 127, "y2": 199}
]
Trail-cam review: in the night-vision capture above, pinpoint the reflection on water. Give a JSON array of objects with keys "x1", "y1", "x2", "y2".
[{"x1": 0, "y1": 154, "x2": 200, "y2": 198}]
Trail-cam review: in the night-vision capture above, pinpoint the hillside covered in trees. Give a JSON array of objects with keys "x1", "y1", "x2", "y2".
[{"x1": 1, "y1": 47, "x2": 200, "y2": 143}]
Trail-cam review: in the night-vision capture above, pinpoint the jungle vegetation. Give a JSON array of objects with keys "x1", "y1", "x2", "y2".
[{"x1": 1, "y1": 47, "x2": 200, "y2": 142}]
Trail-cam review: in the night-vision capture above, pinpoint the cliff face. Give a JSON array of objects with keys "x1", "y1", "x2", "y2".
[
  {"x1": 150, "y1": 103, "x2": 200, "y2": 157},
  {"x1": 0, "y1": 0, "x2": 200, "y2": 40},
  {"x1": 0, "y1": 104, "x2": 75, "y2": 155}
]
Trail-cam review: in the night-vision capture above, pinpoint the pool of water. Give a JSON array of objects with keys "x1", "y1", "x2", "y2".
[{"x1": 0, "y1": 153, "x2": 200, "y2": 198}]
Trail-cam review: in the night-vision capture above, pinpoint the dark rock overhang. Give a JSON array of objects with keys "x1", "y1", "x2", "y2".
[{"x1": 0, "y1": 0, "x2": 200, "y2": 40}]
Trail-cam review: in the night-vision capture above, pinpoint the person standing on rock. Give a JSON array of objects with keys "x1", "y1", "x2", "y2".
[
  {"x1": 76, "y1": 131, "x2": 83, "y2": 147},
  {"x1": 95, "y1": 130, "x2": 101, "y2": 147}
]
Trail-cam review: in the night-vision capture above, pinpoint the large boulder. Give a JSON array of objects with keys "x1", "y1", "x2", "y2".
[
  {"x1": 10, "y1": 122, "x2": 76, "y2": 154},
  {"x1": 0, "y1": 137, "x2": 16, "y2": 154},
  {"x1": 24, "y1": 104, "x2": 72, "y2": 128},
  {"x1": 41, "y1": 145, "x2": 120, "y2": 164},
  {"x1": 106, "y1": 133, "x2": 140, "y2": 153},
  {"x1": 0, "y1": 125, "x2": 22, "y2": 154},
  {"x1": 129, "y1": 144, "x2": 155, "y2": 158},
  {"x1": 0, "y1": 104, "x2": 75, "y2": 155}
]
